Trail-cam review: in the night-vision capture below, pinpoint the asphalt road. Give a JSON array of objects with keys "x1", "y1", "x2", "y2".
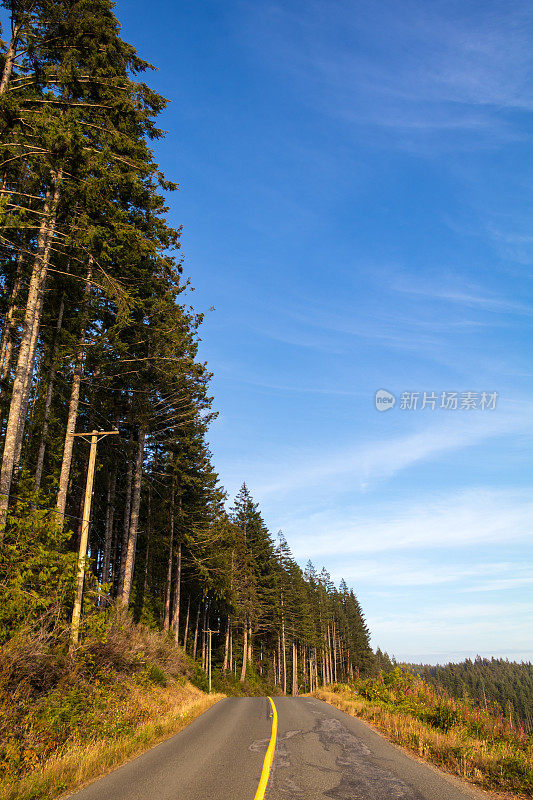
[{"x1": 68, "y1": 696, "x2": 489, "y2": 800}]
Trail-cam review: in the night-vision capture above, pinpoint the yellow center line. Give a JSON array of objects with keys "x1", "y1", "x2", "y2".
[{"x1": 254, "y1": 696, "x2": 278, "y2": 800}]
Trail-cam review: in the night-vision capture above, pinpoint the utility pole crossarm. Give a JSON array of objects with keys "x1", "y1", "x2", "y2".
[
  {"x1": 72, "y1": 430, "x2": 119, "y2": 435},
  {"x1": 72, "y1": 429, "x2": 119, "y2": 441}
]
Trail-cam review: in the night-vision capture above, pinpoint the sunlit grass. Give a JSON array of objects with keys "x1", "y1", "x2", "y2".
[
  {"x1": 313, "y1": 669, "x2": 533, "y2": 798},
  {"x1": 0, "y1": 680, "x2": 222, "y2": 800}
]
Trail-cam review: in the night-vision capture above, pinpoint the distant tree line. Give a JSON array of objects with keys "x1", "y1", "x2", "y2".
[
  {"x1": 0, "y1": 0, "x2": 375, "y2": 691},
  {"x1": 409, "y1": 658, "x2": 533, "y2": 733}
]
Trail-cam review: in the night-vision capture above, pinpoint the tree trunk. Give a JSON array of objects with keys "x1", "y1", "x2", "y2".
[
  {"x1": 118, "y1": 450, "x2": 133, "y2": 595},
  {"x1": 0, "y1": 324, "x2": 14, "y2": 394},
  {"x1": 183, "y1": 596, "x2": 190, "y2": 652},
  {"x1": 193, "y1": 603, "x2": 200, "y2": 660},
  {"x1": 240, "y1": 621, "x2": 248, "y2": 683},
  {"x1": 223, "y1": 618, "x2": 230, "y2": 672},
  {"x1": 202, "y1": 603, "x2": 208, "y2": 671},
  {"x1": 333, "y1": 621, "x2": 338, "y2": 683},
  {"x1": 120, "y1": 430, "x2": 145, "y2": 605},
  {"x1": 327, "y1": 625, "x2": 333, "y2": 684},
  {"x1": 141, "y1": 488, "x2": 151, "y2": 606},
  {"x1": 0, "y1": 176, "x2": 61, "y2": 530},
  {"x1": 33, "y1": 290, "x2": 66, "y2": 491},
  {"x1": 292, "y1": 640, "x2": 298, "y2": 696},
  {"x1": 0, "y1": 252, "x2": 24, "y2": 389},
  {"x1": 171, "y1": 542, "x2": 181, "y2": 643},
  {"x1": 11, "y1": 260, "x2": 50, "y2": 470},
  {"x1": 142, "y1": 529, "x2": 150, "y2": 600},
  {"x1": 282, "y1": 613, "x2": 287, "y2": 695},
  {"x1": 0, "y1": 19, "x2": 22, "y2": 94},
  {"x1": 101, "y1": 467, "x2": 116, "y2": 587},
  {"x1": 55, "y1": 258, "x2": 93, "y2": 520},
  {"x1": 163, "y1": 482, "x2": 175, "y2": 631},
  {"x1": 110, "y1": 513, "x2": 120, "y2": 596}
]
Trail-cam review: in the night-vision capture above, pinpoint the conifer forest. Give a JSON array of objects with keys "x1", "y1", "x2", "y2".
[
  {"x1": 0, "y1": 0, "x2": 376, "y2": 692},
  {"x1": 2, "y1": 7, "x2": 533, "y2": 800}
]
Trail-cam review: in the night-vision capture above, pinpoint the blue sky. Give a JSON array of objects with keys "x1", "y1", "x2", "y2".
[{"x1": 115, "y1": 0, "x2": 532, "y2": 664}]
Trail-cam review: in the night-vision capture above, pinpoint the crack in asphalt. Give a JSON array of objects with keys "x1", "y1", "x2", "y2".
[{"x1": 269, "y1": 706, "x2": 425, "y2": 800}]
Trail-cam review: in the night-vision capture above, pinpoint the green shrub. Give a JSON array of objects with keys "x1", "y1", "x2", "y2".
[
  {"x1": 425, "y1": 702, "x2": 459, "y2": 732},
  {"x1": 144, "y1": 664, "x2": 168, "y2": 686},
  {"x1": 0, "y1": 492, "x2": 77, "y2": 643}
]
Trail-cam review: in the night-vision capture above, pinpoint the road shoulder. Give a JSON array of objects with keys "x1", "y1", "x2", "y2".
[{"x1": 311, "y1": 691, "x2": 530, "y2": 800}]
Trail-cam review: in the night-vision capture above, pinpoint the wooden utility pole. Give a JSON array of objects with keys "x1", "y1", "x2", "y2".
[{"x1": 70, "y1": 429, "x2": 118, "y2": 647}]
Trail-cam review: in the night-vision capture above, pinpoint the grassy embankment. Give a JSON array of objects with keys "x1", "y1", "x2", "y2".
[
  {"x1": 0, "y1": 609, "x2": 223, "y2": 800},
  {"x1": 313, "y1": 667, "x2": 533, "y2": 798}
]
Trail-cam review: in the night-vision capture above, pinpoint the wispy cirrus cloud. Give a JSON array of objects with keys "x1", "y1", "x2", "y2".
[
  {"x1": 460, "y1": 576, "x2": 533, "y2": 593},
  {"x1": 242, "y1": 266, "x2": 532, "y2": 375},
  {"x1": 283, "y1": 487, "x2": 533, "y2": 558},
  {"x1": 326, "y1": 558, "x2": 532, "y2": 589},
  {"x1": 288, "y1": 491, "x2": 533, "y2": 662},
  {"x1": 242, "y1": 0, "x2": 533, "y2": 144},
  {"x1": 369, "y1": 600, "x2": 533, "y2": 662},
  {"x1": 392, "y1": 277, "x2": 533, "y2": 316},
  {"x1": 252, "y1": 408, "x2": 529, "y2": 500}
]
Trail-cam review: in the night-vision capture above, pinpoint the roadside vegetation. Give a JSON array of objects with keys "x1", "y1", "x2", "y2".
[
  {"x1": 0, "y1": 605, "x2": 222, "y2": 800},
  {"x1": 313, "y1": 668, "x2": 533, "y2": 798},
  {"x1": 411, "y1": 658, "x2": 533, "y2": 735},
  {"x1": 0, "y1": 495, "x2": 362, "y2": 800}
]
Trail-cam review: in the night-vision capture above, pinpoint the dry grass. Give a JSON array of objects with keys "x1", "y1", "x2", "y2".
[
  {"x1": 0, "y1": 679, "x2": 222, "y2": 800},
  {"x1": 0, "y1": 605, "x2": 223, "y2": 800},
  {"x1": 313, "y1": 686, "x2": 533, "y2": 799}
]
